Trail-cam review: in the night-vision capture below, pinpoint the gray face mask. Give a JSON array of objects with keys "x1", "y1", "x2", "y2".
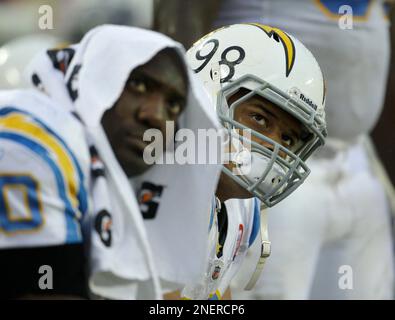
[{"x1": 217, "y1": 74, "x2": 327, "y2": 207}]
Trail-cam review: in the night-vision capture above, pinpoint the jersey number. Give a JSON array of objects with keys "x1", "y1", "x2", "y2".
[{"x1": 0, "y1": 174, "x2": 43, "y2": 235}]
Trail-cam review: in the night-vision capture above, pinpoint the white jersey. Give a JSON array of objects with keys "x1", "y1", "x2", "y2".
[
  {"x1": 182, "y1": 197, "x2": 260, "y2": 300},
  {"x1": 216, "y1": 0, "x2": 390, "y2": 142},
  {"x1": 0, "y1": 89, "x2": 90, "y2": 248}
]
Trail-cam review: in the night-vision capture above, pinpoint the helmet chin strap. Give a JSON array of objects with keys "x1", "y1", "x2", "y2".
[
  {"x1": 244, "y1": 204, "x2": 271, "y2": 290},
  {"x1": 228, "y1": 137, "x2": 273, "y2": 290}
]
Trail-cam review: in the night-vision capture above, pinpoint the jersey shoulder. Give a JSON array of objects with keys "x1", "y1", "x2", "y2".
[{"x1": 0, "y1": 89, "x2": 90, "y2": 247}]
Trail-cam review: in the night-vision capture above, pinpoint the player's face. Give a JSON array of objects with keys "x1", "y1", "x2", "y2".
[
  {"x1": 232, "y1": 89, "x2": 305, "y2": 157},
  {"x1": 102, "y1": 49, "x2": 188, "y2": 177},
  {"x1": 218, "y1": 89, "x2": 305, "y2": 201}
]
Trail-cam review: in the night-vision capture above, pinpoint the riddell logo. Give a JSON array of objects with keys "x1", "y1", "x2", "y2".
[{"x1": 300, "y1": 93, "x2": 318, "y2": 110}]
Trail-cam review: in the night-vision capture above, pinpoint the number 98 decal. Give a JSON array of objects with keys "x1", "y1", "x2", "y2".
[{"x1": 193, "y1": 39, "x2": 246, "y2": 83}]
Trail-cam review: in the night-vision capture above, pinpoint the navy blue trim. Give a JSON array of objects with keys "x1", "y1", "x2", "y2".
[
  {"x1": 0, "y1": 132, "x2": 82, "y2": 243},
  {"x1": 0, "y1": 107, "x2": 88, "y2": 216},
  {"x1": 248, "y1": 198, "x2": 260, "y2": 247}
]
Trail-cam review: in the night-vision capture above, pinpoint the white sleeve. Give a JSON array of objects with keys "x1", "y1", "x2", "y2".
[{"x1": 0, "y1": 126, "x2": 89, "y2": 248}]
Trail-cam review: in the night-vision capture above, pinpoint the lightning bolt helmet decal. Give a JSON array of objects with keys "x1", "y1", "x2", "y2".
[{"x1": 249, "y1": 23, "x2": 296, "y2": 77}]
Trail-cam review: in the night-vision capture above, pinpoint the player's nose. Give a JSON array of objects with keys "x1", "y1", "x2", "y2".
[
  {"x1": 259, "y1": 129, "x2": 287, "y2": 159},
  {"x1": 137, "y1": 92, "x2": 167, "y2": 130}
]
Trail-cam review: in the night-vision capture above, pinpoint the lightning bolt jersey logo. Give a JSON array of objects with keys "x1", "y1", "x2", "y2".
[{"x1": 249, "y1": 24, "x2": 296, "y2": 77}]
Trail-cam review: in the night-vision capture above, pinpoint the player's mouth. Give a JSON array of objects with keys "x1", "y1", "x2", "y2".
[{"x1": 126, "y1": 136, "x2": 149, "y2": 153}]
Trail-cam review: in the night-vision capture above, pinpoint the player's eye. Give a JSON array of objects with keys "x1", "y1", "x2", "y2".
[
  {"x1": 128, "y1": 79, "x2": 147, "y2": 93},
  {"x1": 281, "y1": 134, "x2": 294, "y2": 148},
  {"x1": 251, "y1": 113, "x2": 267, "y2": 128},
  {"x1": 167, "y1": 99, "x2": 184, "y2": 116}
]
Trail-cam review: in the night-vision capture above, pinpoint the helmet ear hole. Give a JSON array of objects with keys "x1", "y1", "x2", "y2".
[{"x1": 271, "y1": 177, "x2": 282, "y2": 184}]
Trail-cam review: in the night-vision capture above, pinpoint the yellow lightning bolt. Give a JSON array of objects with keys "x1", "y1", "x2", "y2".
[{"x1": 248, "y1": 23, "x2": 296, "y2": 77}]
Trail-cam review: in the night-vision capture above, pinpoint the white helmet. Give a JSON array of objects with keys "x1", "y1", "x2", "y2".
[
  {"x1": 0, "y1": 34, "x2": 61, "y2": 89},
  {"x1": 187, "y1": 24, "x2": 327, "y2": 207}
]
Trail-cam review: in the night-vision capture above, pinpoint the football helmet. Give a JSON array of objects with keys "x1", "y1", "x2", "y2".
[{"x1": 187, "y1": 24, "x2": 327, "y2": 207}]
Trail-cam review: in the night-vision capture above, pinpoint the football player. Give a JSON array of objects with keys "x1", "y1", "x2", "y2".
[
  {"x1": 0, "y1": 25, "x2": 220, "y2": 299},
  {"x1": 179, "y1": 23, "x2": 327, "y2": 299},
  {"x1": 213, "y1": 0, "x2": 394, "y2": 300}
]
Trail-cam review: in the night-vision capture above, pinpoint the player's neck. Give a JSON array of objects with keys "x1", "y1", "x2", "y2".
[{"x1": 215, "y1": 172, "x2": 252, "y2": 202}]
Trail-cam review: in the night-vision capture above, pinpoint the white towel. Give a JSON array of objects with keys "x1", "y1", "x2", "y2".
[{"x1": 26, "y1": 25, "x2": 221, "y2": 299}]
